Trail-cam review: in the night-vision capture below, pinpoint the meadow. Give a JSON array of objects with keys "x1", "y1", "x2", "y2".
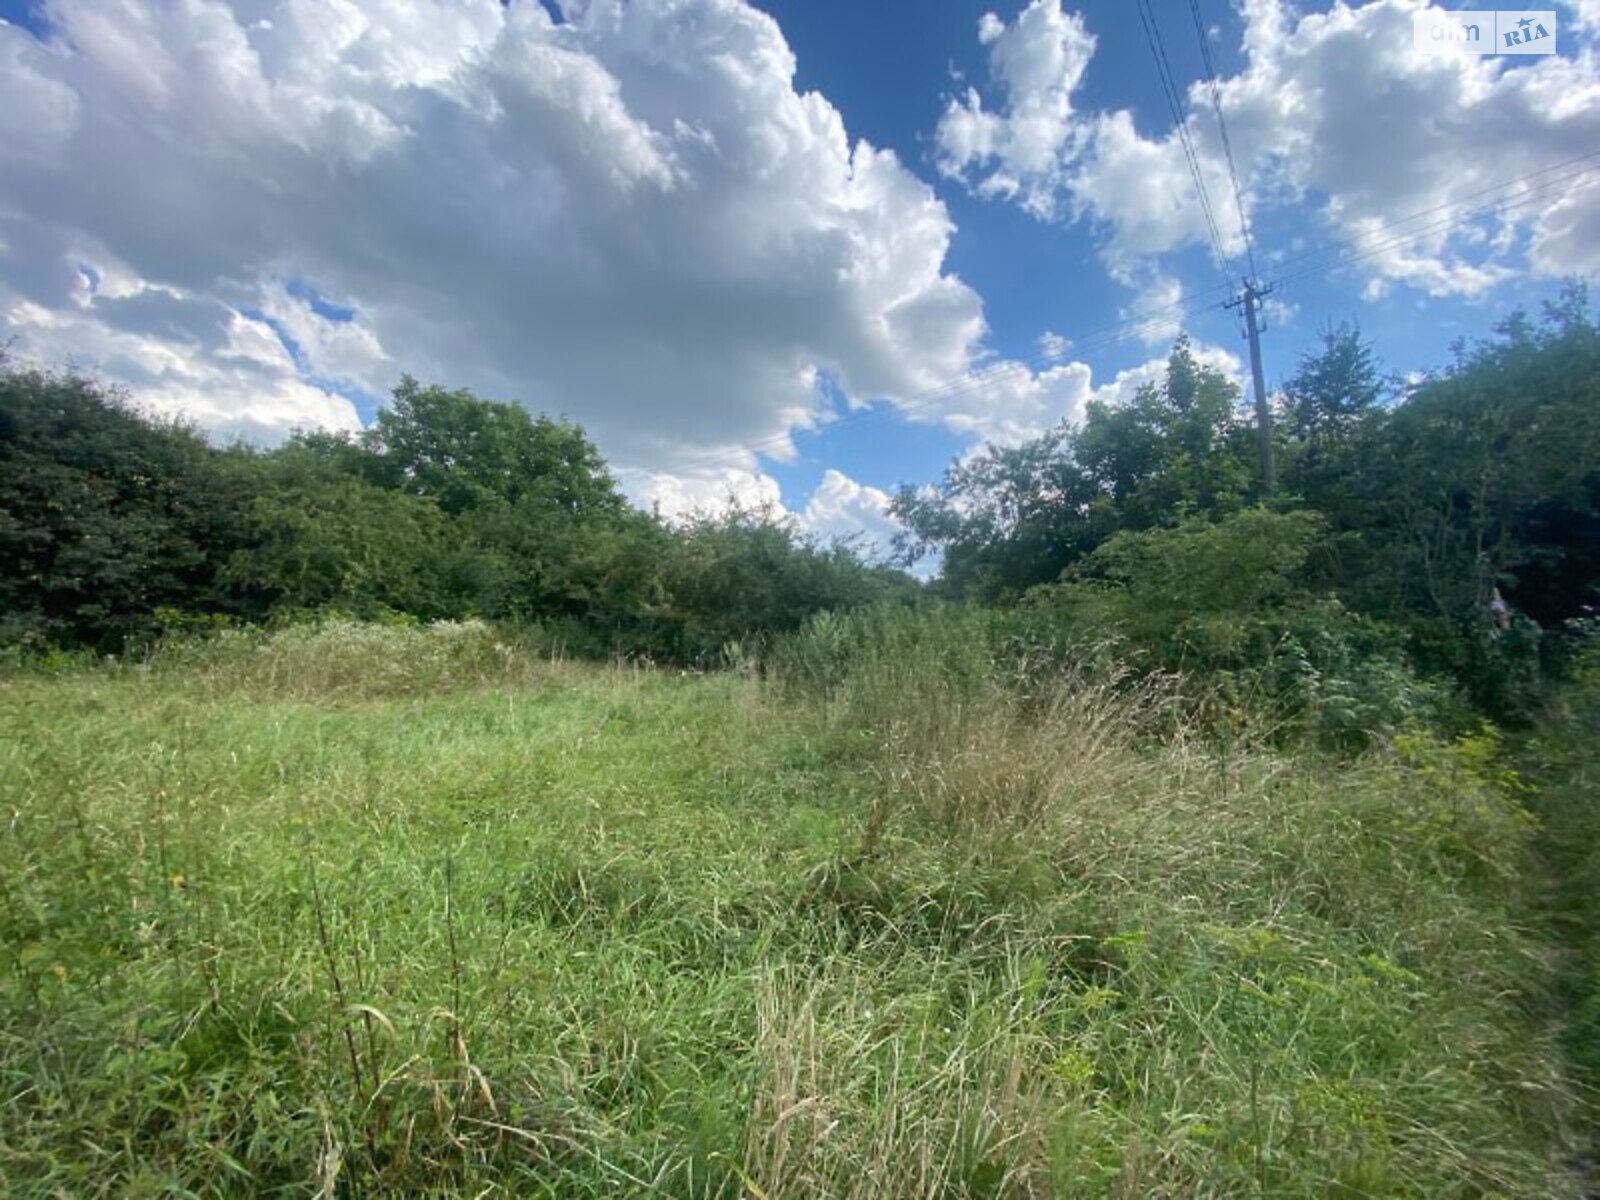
[{"x1": 0, "y1": 617, "x2": 1585, "y2": 1197}]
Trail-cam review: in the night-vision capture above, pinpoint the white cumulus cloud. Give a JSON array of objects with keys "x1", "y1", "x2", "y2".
[
  {"x1": 899, "y1": 339, "x2": 1243, "y2": 451},
  {"x1": 0, "y1": 0, "x2": 990, "y2": 466},
  {"x1": 616, "y1": 463, "x2": 903, "y2": 564},
  {"x1": 936, "y1": 0, "x2": 1096, "y2": 219},
  {"x1": 617, "y1": 465, "x2": 785, "y2": 523},
  {"x1": 798, "y1": 468, "x2": 902, "y2": 560},
  {"x1": 937, "y1": 0, "x2": 1600, "y2": 296}
]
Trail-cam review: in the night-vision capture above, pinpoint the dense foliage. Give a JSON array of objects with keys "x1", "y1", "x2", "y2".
[
  {"x1": 895, "y1": 285, "x2": 1600, "y2": 720},
  {"x1": 4, "y1": 285, "x2": 1597, "y2": 715},
  {"x1": 3, "y1": 292, "x2": 1596, "y2": 1196},
  {"x1": 0, "y1": 369, "x2": 910, "y2": 664},
  {"x1": 1520, "y1": 636, "x2": 1600, "y2": 1176}
]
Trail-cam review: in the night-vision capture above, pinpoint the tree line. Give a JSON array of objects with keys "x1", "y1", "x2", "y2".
[
  {"x1": 0, "y1": 372, "x2": 910, "y2": 663},
  {"x1": 893, "y1": 282, "x2": 1600, "y2": 722},
  {"x1": 3, "y1": 282, "x2": 1597, "y2": 720}
]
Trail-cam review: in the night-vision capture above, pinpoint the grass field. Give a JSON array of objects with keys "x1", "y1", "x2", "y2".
[
  {"x1": 0, "y1": 619, "x2": 1582, "y2": 1196},
  {"x1": 1521, "y1": 650, "x2": 1600, "y2": 1189}
]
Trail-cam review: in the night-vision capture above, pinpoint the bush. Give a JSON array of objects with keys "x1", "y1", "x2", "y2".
[
  {"x1": 656, "y1": 506, "x2": 915, "y2": 666},
  {"x1": 0, "y1": 368, "x2": 250, "y2": 652},
  {"x1": 1520, "y1": 639, "x2": 1600, "y2": 1163},
  {"x1": 1011, "y1": 511, "x2": 1451, "y2": 748}
]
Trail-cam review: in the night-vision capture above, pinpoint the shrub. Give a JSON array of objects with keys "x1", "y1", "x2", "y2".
[{"x1": 1009, "y1": 511, "x2": 1452, "y2": 748}]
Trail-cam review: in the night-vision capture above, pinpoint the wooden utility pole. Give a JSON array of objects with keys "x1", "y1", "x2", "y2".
[{"x1": 1227, "y1": 279, "x2": 1276, "y2": 497}]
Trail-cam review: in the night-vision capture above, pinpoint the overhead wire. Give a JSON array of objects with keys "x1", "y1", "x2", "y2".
[
  {"x1": 1186, "y1": 0, "x2": 1258, "y2": 284},
  {"x1": 1134, "y1": 0, "x2": 1234, "y2": 282},
  {"x1": 667, "y1": 153, "x2": 1600, "y2": 473},
  {"x1": 1272, "y1": 145, "x2": 1600, "y2": 279},
  {"x1": 1273, "y1": 159, "x2": 1600, "y2": 289}
]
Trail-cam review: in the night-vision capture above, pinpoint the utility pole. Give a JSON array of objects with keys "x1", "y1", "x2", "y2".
[{"x1": 1226, "y1": 278, "x2": 1276, "y2": 498}]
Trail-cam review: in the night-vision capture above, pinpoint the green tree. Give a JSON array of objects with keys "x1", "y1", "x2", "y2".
[
  {"x1": 892, "y1": 427, "x2": 1111, "y2": 602},
  {"x1": 0, "y1": 368, "x2": 246, "y2": 650},
  {"x1": 1281, "y1": 285, "x2": 1599, "y2": 715},
  {"x1": 1334, "y1": 287, "x2": 1598, "y2": 626},
  {"x1": 219, "y1": 446, "x2": 464, "y2": 619},
  {"x1": 1281, "y1": 321, "x2": 1384, "y2": 448},
  {"x1": 1079, "y1": 336, "x2": 1254, "y2": 526},
  {"x1": 1279, "y1": 321, "x2": 1388, "y2": 526},
  {"x1": 363, "y1": 377, "x2": 625, "y2": 518},
  {"x1": 660, "y1": 504, "x2": 913, "y2": 662},
  {"x1": 892, "y1": 336, "x2": 1253, "y2": 601},
  {"x1": 1035, "y1": 508, "x2": 1329, "y2": 669}
]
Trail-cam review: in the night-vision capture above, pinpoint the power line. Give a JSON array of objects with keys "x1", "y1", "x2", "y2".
[
  {"x1": 1293, "y1": 147, "x2": 1600, "y2": 265},
  {"x1": 667, "y1": 154, "x2": 1600, "y2": 475},
  {"x1": 1187, "y1": 0, "x2": 1258, "y2": 283},
  {"x1": 667, "y1": 286, "x2": 1236, "y2": 472},
  {"x1": 1135, "y1": 0, "x2": 1233, "y2": 280},
  {"x1": 1274, "y1": 161, "x2": 1600, "y2": 289},
  {"x1": 1275, "y1": 145, "x2": 1600, "y2": 277},
  {"x1": 1171, "y1": 0, "x2": 1273, "y2": 492},
  {"x1": 1169, "y1": 0, "x2": 1273, "y2": 490}
]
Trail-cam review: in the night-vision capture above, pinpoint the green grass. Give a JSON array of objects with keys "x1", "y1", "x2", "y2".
[
  {"x1": 1520, "y1": 651, "x2": 1600, "y2": 1186},
  {"x1": 0, "y1": 619, "x2": 1578, "y2": 1196}
]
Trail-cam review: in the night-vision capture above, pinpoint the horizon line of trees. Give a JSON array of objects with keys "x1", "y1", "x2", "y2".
[
  {"x1": 0, "y1": 369, "x2": 912, "y2": 663},
  {"x1": 3, "y1": 282, "x2": 1597, "y2": 720},
  {"x1": 891, "y1": 281, "x2": 1599, "y2": 717}
]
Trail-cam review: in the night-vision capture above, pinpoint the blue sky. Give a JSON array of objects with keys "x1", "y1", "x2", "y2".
[
  {"x1": 753, "y1": 0, "x2": 1596, "y2": 522},
  {"x1": 1, "y1": 0, "x2": 1597, "y2": 549}
]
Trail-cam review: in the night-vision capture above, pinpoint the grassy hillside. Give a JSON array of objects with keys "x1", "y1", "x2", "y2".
[{"x1": 0, "y1": 619, "x2": 1578, "y2": 1197}]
